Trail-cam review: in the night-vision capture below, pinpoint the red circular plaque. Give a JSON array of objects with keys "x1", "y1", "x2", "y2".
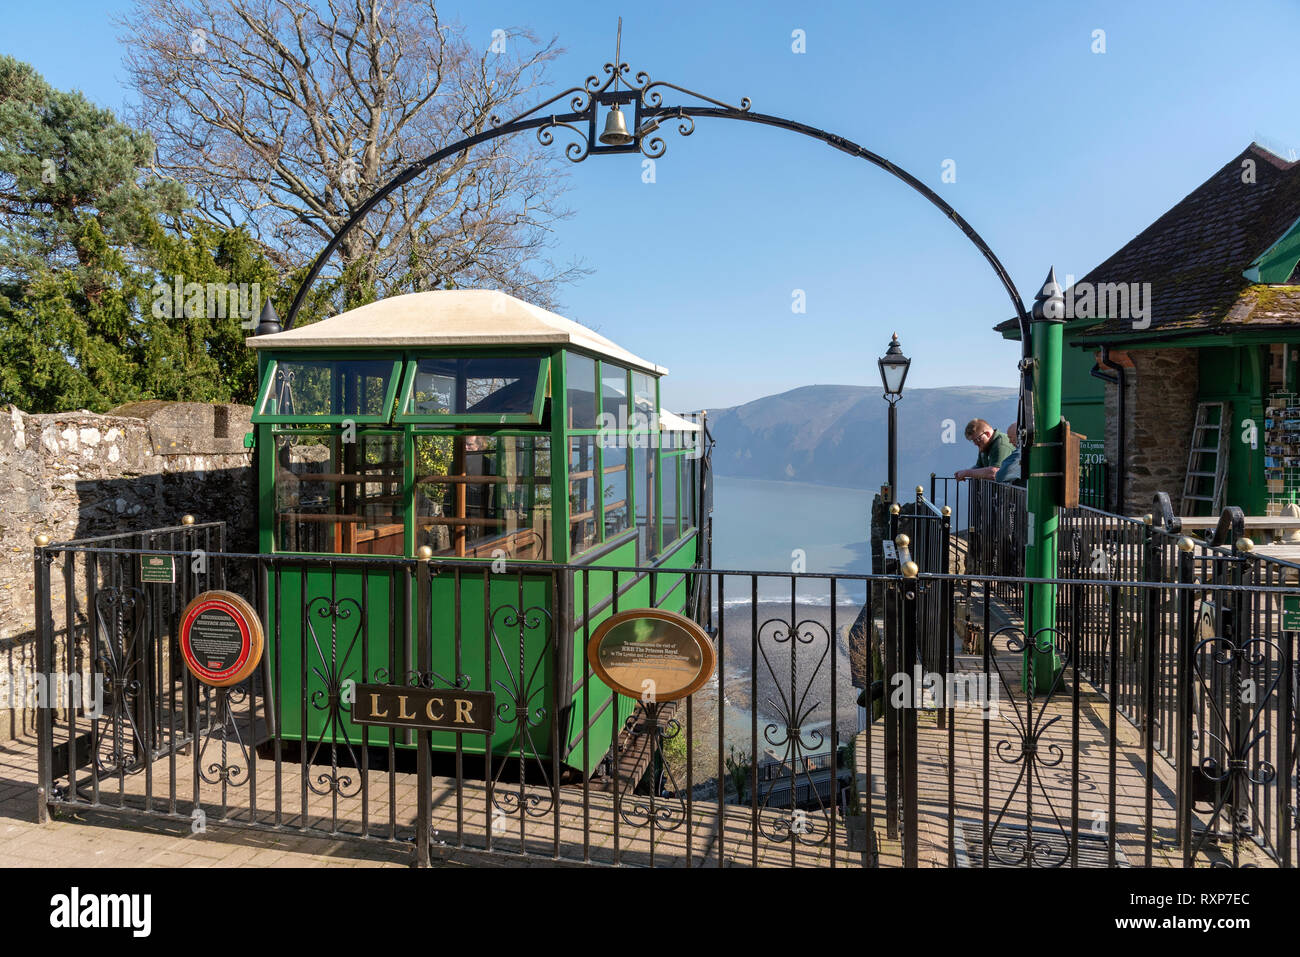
[{"x1": 179, "y1": 591, "x2": 264, "y2": 687}]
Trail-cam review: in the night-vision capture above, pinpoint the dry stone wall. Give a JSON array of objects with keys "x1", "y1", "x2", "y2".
[
  {"x1": 1102, "y1": 349, "x2": 1199, "y2": 513},
  {"x1": 1, "y1": 402, "x2": 255, "y2": 738}
]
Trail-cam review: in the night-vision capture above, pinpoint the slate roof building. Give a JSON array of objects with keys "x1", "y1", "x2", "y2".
[{"x1": 997, "y1": 143, "x2": 1300, "y2": 516}]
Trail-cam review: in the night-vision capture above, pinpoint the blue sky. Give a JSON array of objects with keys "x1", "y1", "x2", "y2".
[{"x1": 7, "y1": 0, "x2": 1300, "y2": 411}]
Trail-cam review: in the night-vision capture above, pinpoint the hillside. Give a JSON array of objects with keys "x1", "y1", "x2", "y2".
[{"x1": 706, "y1": 384, "x2": 1019, "y2": 491}]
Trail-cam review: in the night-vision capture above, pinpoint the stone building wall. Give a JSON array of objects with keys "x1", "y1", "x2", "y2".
[
  {"x1": 0, "y1": 402, "x2": 255, "y2": 738},
  {"x1": 1102, "y1": 348, "x2": 1200, "y2": 513}
]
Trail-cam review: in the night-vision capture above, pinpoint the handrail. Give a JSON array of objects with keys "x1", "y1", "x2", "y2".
[
  {"x1": 1151, "y1": 491, "x2": 1180, "y2": 534},
  {"x1": 1210, "y1": 505, "x2": 1245, "y2": 548}
]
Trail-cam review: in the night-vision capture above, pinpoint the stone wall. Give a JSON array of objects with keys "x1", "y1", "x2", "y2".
[
  {"x1": 0, "y1": 401, "x2": 255, "y2": 738},
  {"x1": 1102, "y1": 348, "x2": 1199, "y2": 513}
]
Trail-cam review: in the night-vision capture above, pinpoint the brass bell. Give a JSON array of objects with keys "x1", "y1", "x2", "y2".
[{"x1": 598, "y1": 105, "x2": 633, "y2": 146}]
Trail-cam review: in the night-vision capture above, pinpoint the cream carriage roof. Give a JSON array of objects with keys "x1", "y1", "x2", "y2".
[{"x1": 247, "y1": 289, "x2": 666, "y2": 375}]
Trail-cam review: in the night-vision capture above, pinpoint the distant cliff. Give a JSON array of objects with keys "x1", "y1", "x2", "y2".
[{"x1": 706, "y1": 384, "x2": 1018, "y2": 490}]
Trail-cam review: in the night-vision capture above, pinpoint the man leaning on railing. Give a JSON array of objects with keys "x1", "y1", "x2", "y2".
[
  {"x1": 994, "y1": 422, "x2": 1024, "y2": 487},
  {"x1": 954, "y1": 418, "x2": 1014, "y2": 482}
]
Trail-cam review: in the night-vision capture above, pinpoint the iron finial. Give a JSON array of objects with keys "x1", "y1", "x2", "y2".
[
  {"x1": 1031, "y1": 266, "x2": 1065, "y2": 323},
  {"x1": 255, "y1": 300, "x2": 282, "y2": 337}
]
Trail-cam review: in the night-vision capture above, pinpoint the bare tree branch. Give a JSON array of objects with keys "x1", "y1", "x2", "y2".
[{"x1": 118, "y1": 0, "x2": 588, "y2": 311}]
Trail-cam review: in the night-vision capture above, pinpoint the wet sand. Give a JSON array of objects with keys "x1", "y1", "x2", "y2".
[{"x1": 665, "y1": 600, "x2": 865, "y2": 794}]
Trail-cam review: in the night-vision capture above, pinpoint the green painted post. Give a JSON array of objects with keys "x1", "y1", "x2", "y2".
[{"x1": 1026, "y1": 268, "x2": 1064, "y2": 693}]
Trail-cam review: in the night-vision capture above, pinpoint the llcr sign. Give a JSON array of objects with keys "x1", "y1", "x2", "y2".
[{"x1": 351, "y1": 685, "x2": 495, "y2": 735}]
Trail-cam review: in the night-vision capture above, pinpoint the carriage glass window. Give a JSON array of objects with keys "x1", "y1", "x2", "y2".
[
  {"x1": 637, "y1": 446, "x2": 656, "y2": 558},
  {"x1": 399, "y1": 356, "x2": 546, "y2": 424},
  {"x1": 685, "y1": 455, "x2": 697, "y2": 530},
  {"x1": 601, "y1": 444, "x2": 630, "y2": 538},
  {"x1": 274, "y1": 429, "x2": 404, "y2": 554},
  {"x1": 661, "y1": 454, "x2": 680, "y2": 545},
  {"x1": 569, "y1": 435, "x2": 598, "y2": 554},
  {"x1": 600, "y1": 362, "x2": 628, "y2": 431},
  {"x1": 256, "y1": 358, "x2": 400, "y2": 422},
  {"x1": 631, "y1": 371, "x2": 656, "y2": 430},
  {"x1": 414, "y1": 435, "x2": 552, "y2": 560},
  {"x1": 566, "y1": 353, "x2": 597, "y2": 429}
]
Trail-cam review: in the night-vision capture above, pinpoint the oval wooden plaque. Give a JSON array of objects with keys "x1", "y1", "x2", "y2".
[{"x1": 587, "y1": 609, "x2": 715, "y2": 703}]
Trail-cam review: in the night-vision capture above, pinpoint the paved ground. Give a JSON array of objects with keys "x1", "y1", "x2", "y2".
[
  {"x1": 0, "y1": 724, "x2": 893, "y2": 868},
  {"x1": 0, "y1": 733, "x2": 411, "y2": 868}
]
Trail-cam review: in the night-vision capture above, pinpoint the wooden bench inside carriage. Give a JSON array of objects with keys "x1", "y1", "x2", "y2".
[{"x1": 422, "y1": 522, "x2": 549, "y2": 560}]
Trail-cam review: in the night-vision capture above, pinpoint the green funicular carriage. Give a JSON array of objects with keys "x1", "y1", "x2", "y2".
[{"x1": 249, "y1": 289, "x2": 712, "y2": 780}]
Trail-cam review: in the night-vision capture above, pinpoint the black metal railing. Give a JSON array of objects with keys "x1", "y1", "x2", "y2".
[
  {"x1": 35, "y1": 533, "x2": 882, "y2": 868},
  {"x1": 896, "y1": 490, "x2": 951, "y2": 683},
  {"x1": 930, "y1": 474, "x2": 964, "y2": 536},
  {"x1": 966, "y1": 479, "x2": 1027, "y2": 608},
  {"x1": 30, "y1": 500, "x2": 1299, "y2": 869},
  {"x1": 1079, "y1": 458, "x2": 1109, "y2": 510},
  {"x1": 959, "y1": 486, "x2": 1300, "y2": 867}
]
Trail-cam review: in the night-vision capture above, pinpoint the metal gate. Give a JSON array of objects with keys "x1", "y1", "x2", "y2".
[{"x1": 31, "y1": 498, "x2": 1299, "y2": 867}]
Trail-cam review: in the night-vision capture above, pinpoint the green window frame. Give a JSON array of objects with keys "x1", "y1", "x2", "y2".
[
  {"x1": 414, "y1": 430, "x2": 553, "y2": 562},
  {"x1": 252, "y1": 354, "x2": 403, "y2": 425},
  {"x1": 565, "y1": 352, "x2": 598, "y2": 430},
  {"x1": 270, "y1": 425, "x2": 406, "y2": 556},
  {"x1": 395, "y1": 353, "x2": 549, "y2": 426}
]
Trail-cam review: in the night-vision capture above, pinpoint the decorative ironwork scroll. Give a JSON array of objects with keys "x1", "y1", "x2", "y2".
[
  {"x1": 1188, "y1": 634, "x2": 1286, "y2": 867},
  {"x1": 617, "y1": 703, "x2": 686, "y2": 831},
  {"x1": 197, "y1": 684, "x2": 250, "y2": 786},
  {"x1": 750, "y1": 616, "x2": 833, "y2": 847},
  {"x1": 488, "y1": 602, "x2": 555, "y2": 819},
  {"x1": 985, "y1": 625, "x2": 1076, "y2": 867},
  {"x1": 92, "y1": 586, "x2": 147, "y2": 777},
  {"x1": 489, "y1": 59, "x2": 750, "y2": 165},
  {"x1": 304, "y1": 595, "x2": 364, "y2": 798}
]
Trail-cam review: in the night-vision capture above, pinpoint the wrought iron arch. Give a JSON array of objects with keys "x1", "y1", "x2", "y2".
[{"x1": 276, "y1": 58, "x2": 1035, "y2": 423}]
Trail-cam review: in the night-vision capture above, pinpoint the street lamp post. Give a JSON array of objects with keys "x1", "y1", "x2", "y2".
[{"x1": 879, "y1": 333, "x2": 911, "y2": 503}]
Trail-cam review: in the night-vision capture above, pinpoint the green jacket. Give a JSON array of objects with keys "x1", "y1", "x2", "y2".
[{"x1": 975, "y1": 430, "x2": 1014, "y2": 470}]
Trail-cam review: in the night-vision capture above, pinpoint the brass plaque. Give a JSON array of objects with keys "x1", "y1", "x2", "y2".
[
  {"x1": 587, "y1": 609, "x2": 715, "y2": 703},
  {"x1": 351, "y1": 685, "x2": 495, "y2": 734}
]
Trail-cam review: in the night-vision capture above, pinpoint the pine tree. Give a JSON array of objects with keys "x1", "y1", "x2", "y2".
[{"x1": 0, "y1": 56, "x2": 297, "y2": 412}]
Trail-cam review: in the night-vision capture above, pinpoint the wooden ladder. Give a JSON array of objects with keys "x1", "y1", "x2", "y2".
[{"x1": 1182, "y1": 402, "x2": 1230, "y2": 516}]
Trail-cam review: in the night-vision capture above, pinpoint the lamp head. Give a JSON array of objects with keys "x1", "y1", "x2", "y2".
[{"x1": 878, "y1": 332, "x2": 910, "y2": 397}]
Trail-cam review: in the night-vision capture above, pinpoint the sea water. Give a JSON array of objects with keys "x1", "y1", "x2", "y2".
[{"x1": 684, "y1": 476, "x2": 870, "y2": 778}]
